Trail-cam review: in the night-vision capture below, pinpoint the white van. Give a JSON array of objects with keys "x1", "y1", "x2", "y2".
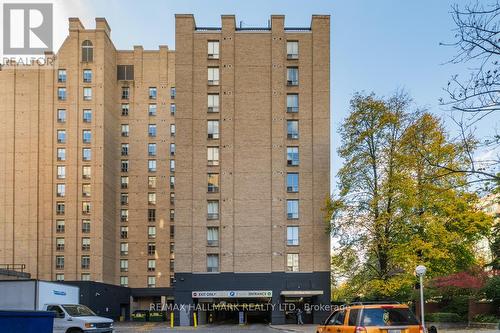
[{"x1": 0, "y1": 280, "x2": 113, "y2": 333}]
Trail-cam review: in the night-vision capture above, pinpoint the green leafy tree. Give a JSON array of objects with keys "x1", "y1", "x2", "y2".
[{"x1": 328, "y1": 92, "x2": 492, "y2": 301}]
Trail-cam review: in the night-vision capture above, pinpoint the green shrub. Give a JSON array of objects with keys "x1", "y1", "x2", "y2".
[
  {"x1": 425, "y1": 312, "x2": 463, "y2": 322},
  {"x1": 473, "y1": 314, "x2": 500, "y2": 323}
]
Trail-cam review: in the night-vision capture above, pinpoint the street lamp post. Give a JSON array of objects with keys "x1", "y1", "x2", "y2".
[{"x1": 415, "y1": 265, "x2": 427, "y2": 333}]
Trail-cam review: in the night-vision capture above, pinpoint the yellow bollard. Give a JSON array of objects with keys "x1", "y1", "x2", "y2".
[
  {"x1": 170, "y1": 312, "x2": 174, "y2": 328},
  {"x1": 193, "y1": 311, "x2": 197, "y2": 328}
]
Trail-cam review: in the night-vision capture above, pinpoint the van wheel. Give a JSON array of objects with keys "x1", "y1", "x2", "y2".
[{"x1": 67, "y1": 329, "x2": 83, "y2": 333}]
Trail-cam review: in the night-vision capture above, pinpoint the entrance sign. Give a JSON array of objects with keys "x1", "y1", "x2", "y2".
[{"x1": 191, "y1": 290, "x2": 272, "y2": 298}]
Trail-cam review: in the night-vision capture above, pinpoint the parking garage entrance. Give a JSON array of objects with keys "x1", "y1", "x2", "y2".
[{"x1": 192, "y1": 290, "x2": 273, "y2": 325}]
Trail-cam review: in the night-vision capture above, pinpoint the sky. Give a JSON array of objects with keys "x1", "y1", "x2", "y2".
[{"x1": 5, "y1": 0, "x2": 490, "y2": 193}]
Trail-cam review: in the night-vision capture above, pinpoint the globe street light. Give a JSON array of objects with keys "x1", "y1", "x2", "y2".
[{"x1": 415, "y1": 265, "x2": 427, "y2": 333}]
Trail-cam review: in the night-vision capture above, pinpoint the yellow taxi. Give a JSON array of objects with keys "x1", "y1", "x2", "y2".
[{"x1": 316, "y1": 302, "x2": 423, "y2": 333}]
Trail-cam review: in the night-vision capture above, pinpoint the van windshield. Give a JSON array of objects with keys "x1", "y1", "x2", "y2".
[
  {"x1": 361, "y1": 308, "x2": 419, "y2": 326},
  {"x1": 62, "y1": 304, "x2": 96, "y2": 317}
]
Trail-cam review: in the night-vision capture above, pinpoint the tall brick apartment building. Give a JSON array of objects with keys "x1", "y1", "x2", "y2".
[{"x1": 0, "y1": 14, "x2": 330, "y2": 324}]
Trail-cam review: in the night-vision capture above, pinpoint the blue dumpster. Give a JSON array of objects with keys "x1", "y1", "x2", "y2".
[{"x1": 0, "y1": 310, "x2": 55, "y2": 333}]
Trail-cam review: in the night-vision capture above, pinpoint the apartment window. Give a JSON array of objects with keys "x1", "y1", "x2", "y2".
[
  {"x1": 56, "y1": 238, "x2": 65, "y2": 251},
  {"x1": 121, "y1": 104, "x2": 129, "y2": 116},
  {"x1": 120, "y1": 243, "x2": 128, "y2": 256},
  {"x1": 148, "y1": 176, "x2": 157, "y2": 189},
  {"x1": 56, "y1": 274, "x2": 65, "y2": 281},
  {"x1": 148, "y1": 143, "x2": 157, "y2": 156},
  {"x1": 57, "y1": 148, "x2": 66, "y2": 161},
  {"x1": 83, "y1": 87, "x2": 92, "y2": 101},
  {"x1": 117, "y1": 65, "x2": 134, "y2": 80},
  {"x1": 287, "y1": 67, "x2": 299, "y2": 86},
  {"x1": 170, "y1": 143, "x2": 176, "y2": 156},
  {"x1": 170, "y1": 103, "x2": 176, "y2": 115},
  {"x1": 121, "y1": 160, "x2": 129, "y2": 172},
  {"x1": 207, "y1": 120, "x2": 219, "y2": 139},
  {"x1": 57, "y1": 130, "x2": 66, "y2": 143},
  {"x1": 121, "y1": 124, "x2": 129, "y2": 137},
  {"x1": 82, "y1": 202, "x2": 91, "y2": 214},
  {"x1": 208, "y1": 94, "x2": 220, "y2": 113},
  {"x1": 56, "y1": 184, "x2": 65, "y2": 197},
  {"x1": 287, "y1": 173, "x2": 299, "y2": 192},
  {"x1": 82, "y1": 238, "x2": 90, "y2": 251},
  {"x1": 148, "y1": 124, "x2": 156, "y2": 137},
  {"x1": 83, "y1": 69, "x2": 92, "y2": 83},
  {"x1": 287, "y1": 253, "x2": 299, "y2": 272},
  {"x1": 287, "y1": 200, "x2": 299, "y2": 219},
  {"x1": 121, "y1": 176, "x2": 129, "y2": 189},
  {"x1": 148, "y1": 226, "x2": 156, "y2": 239},
  {"x1": 287, "y1": 41, "x2": 299, "y2": 59},
  {"x1": 120, "y1": 276, "x2": 128, "y2": 287},
  {"x1": 120, "y1": 209, "x2": 129, "y2": 222},
  {"x1": 170, "y1": 209, "x2": 175, "y2": 221},
  {"x1": 81, "y1": 273, "x2": 90, "y2": 281},
  {"x1": 148, "y1": 259, "x2": 156, "y2": 272},
  {"x1": 170, "y1": 242, "x2": 175, "y2": 253},
  {"x1": 170, "y1": 259, "x2": 175, "y2": 273},
  {"x1": 148, "y1": 209, "x2": 156, "y2": 222},
  {"x1": 287, "y1": 120, "x2": 299, "y2": 139},
  {"x1": 287, "y1": 147, "x2": 299, "y2": 166},
  {"x1": 149, "y1": 87, "x2": 157, "y2": 99},
  {"x1": 208, "y1": 41, "x2": 220, "y2": 59},
  {"x1": 207, "y1": 227, "x2": 219, "y2": 246},
  {"x1": 58, "y1": 69, "x2": 67, "y2": 83},
  {"x1": 207, "y1": 201, "x2": 219, "y2": 220},
  {"x1": 83, "y1": 109, "x2": 92, "y2": 122},
  {"x1": 82, "y1": 166, "x2": 91, "y2": 179},
  {"x1": 81, "y1": 256, "x2": 90, "y2": 269},
  {"x1": 207, "y1": 254, "x2": 219, "y2": 272},
  {"x1": 121, "y1": 87, "x2": 130, "y2": 100},
  {"x1": 287, "y1": 226, "x2": 299, "y2": 246},
  {"x1": 120, "y1": 193, "x2": 129, "y2": 205},
  {"x1": 170, "y1": 226, "x2": 175, "y2": 238},
  {"x1": 81, "y1": 40, "x2": 93, "y2": 62},
  {"x1": 170, "y1": 176, "x2": 175, "y2": 190},
  {"x1": 82, "y1": 220, "x2": 90, "y2": 234},
  {"x1": 208, "y1": 67, "x2": 220, "y2": 85},
  {"x1": 170, "y1": 160, "x2": 175, "y2": 173},
  {"x1": 57, "y1": 166, "x2": 66, "y2": 179},
  {"x1": 56, "y1": 220, "x2": 65, "y2": 233},
  {"x1": 121, "y1": 143, "x2": 129, "y2": 156},
  {"x1": 148, "y1": 104, "x2": 157, "y2": 116},
  {"x1": 82, "y1": 219, "x2": 91, "y2": 233},
  {"x1": 120, "y1": 259, "x2": 128, "y2": 272},
  {"x1": 170, "y1": 193, "x2": 175, "y2": 205},
  {"x1": 55, "y1": 256, "x2": 64, "y2": 269},
  {"x1": 207, "y1": 147, "x2": 219, "y2": 166},
  {"x1": 148, "y1": 276, "x2": 156, "y2": 288},
  {"x1": 82, "y1": 148, "x2": 91, "y2": 161},
  {"x1": 120, "y1": 226, "x2": 128, "y2": 239},
  {"x1": 56, "y1": 202, "x2": 65, "y2": 215},
  {"x1": 58, "y1": 87, "x2": 67, "y2": 101},
  {"x1": 147, "y1": 243, "x2": 156, "y2": 256},
  {"x1": 148, "y1": 192, "x2": 156, "y2": 205},
  {"x1": 170, "y1": 124, "x2": 176, "y2": 137},
  {"x1": 82, "y1": 184, "x2": 91, "y2": 197},
  {"x1": 170, "y1": 87, "x2": 176, "y2": 99},
  {"x1": 82, "y1": 130, "x2": 91, "y2": 143},
  {"x1": 57, "y1": 109, "x2": 66, "y2": 123},
  {"x1": 148, "y1": 160, "x2": 157, "y2": 172},
  {"x1": 207, "y1": 173, "x2": 219, "y2": 193}
]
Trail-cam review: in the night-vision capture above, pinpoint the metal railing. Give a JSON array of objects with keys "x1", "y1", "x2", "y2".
[{"x1": 0, "y1": 264, "x2": 26, "y2": 272}]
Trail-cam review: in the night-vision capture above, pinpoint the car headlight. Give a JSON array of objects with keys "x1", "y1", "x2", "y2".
[
  {"x1": 110, "y1": 323, "x2": 114, "y2": 328},
  {"x1": 84, "y1": 323, "x2": 96, "y2": 328}
]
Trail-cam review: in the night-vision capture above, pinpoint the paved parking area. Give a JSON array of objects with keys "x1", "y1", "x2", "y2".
[{"x1": 114, "y1": 322, "x2": 294, "y2": 333}]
